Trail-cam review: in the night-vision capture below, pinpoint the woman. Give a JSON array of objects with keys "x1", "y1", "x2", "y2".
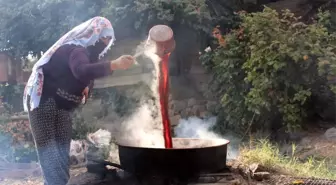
[{"x1": 23, "y1": 17, "x2": 135, "y2": 185}]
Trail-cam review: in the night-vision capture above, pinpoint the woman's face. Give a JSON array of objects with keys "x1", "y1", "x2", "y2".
[
  {"x1": 87, "y1": 36, "x2": 112, "y2": 62},
  {"x1": 100, "y1": 36, "x2": 112, "y2": 46}
]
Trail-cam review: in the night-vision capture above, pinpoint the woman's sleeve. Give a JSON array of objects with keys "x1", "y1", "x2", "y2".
[{"x1": 69, "y1": 47, "x2": 113, "y2": 82}]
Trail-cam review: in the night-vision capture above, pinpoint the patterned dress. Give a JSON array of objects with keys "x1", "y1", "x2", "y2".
[{"x1": 27, "y1": 44, "x2": 113, "y2": 185}]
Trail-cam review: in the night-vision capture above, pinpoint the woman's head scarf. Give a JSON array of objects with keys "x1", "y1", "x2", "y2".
[{"x1": 23, "y1": 16, "x2": 115, "y2": 112}]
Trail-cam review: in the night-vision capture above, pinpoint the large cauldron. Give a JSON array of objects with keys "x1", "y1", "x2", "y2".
[{"x1": 113, "y1": 138, "x2": 229, "y2": 179}]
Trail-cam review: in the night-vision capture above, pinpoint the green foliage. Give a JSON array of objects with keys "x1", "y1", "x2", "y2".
[
  {"x1": 0, "y1": 113, "x2": 37, "y2": 163},
  {"x1": 0, "y1": 0, "x2": 239, "y2": 58},
  {"x1": 71, "y1": 107, "x2": 98, "y2": 140},
  {"x1": 102, "y1": 0, "x2": 239, "y2": 35},
  {"x1": 0, "y1": 0, "x2": 105, "y2": 57},
  {"x1": 93, "y1": 87, "x2": 138, "y2": 118},
  {"x1": 202, "y1": 8, "x2": 336, "y2": 133},
  {"x1": 0, "y1": 83, "x2": 24, "y2": 113}
]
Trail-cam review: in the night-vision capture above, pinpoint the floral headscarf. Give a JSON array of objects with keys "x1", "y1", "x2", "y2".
[{"x1": 23, "y1": 16, "x2": 115, "y2": 112}]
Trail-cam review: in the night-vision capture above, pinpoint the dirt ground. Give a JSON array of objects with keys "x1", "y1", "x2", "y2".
[{"x1": 1, "y1": 127, "x2": 335, "y2": 185}]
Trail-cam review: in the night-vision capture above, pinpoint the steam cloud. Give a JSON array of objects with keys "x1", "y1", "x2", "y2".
[
  {"x1": 174, "y1": 117, "x2": 240, "y2": 160},
  {"x1": 115, "y1": 43, "x2": 164, "y2": 147},
  {"x1": 107, "y1": 41, "x2": 240, "y2": 163}
]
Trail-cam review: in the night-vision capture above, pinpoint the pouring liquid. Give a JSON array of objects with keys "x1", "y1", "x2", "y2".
[{"x1": 159, "y1": 54, "x2": 173, "y2": 148}]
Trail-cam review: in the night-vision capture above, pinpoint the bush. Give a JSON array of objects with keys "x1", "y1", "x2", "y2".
[
  {"x1": 0, "y1": 113, "x2": 37, "y2": 163},
  {"x1": 0, "y1": 83, "x2": 24, "y2": 113},
  {"x1": 202, "y1": 8, "x2": 336, "y2": 133},
  {"x1": 102, "y1": 0, "x2": 239, "y2": 35}
]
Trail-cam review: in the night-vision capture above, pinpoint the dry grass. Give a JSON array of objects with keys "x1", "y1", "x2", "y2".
[{"x1": 239, "y1": 140, "x2": 336, "y2": 180}]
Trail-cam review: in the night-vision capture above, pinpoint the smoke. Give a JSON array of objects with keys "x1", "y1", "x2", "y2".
[
  {"x1": 106, "y1": 40, "x2": 241, "y2": 163},
  {"x1": 175, "y1": 117, "x2": 220, "y2": 139},
  {"x1": 174, "y1": 117, "x2": 240, "y2": 160},
  {"x1": 106, "y1": 42, "x2": 165, "y2": 163},
  {"x1": 114, "y1": 42, "x2": 164, "y2": 148},
  {"x1": 116, "y1": 104, "x2": 164, "y2": 148}
]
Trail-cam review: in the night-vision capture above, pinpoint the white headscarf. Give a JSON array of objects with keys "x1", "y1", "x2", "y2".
[{"x1": 23, "y1": 16, "x2": 116, "y2": 112}]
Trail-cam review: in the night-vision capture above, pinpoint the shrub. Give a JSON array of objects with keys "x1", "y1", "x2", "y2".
[
  {"x1": 202, "y1": 8, "x2": 336, "y2": 133},
  {"x1": 0, "y1": 113, "x2": 37, "y2": 163},
  {"x1": 0, "y1": 84, "x2": 24, "y2": 113}
]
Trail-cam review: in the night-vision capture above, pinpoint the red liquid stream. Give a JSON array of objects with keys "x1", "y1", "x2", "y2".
[{"x1": 159, "y1": 54, "x2": 173, "y2": 148}]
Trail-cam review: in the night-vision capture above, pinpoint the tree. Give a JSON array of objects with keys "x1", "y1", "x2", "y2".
[
  {"x1": 201, "y1": 8, "x2": 336, "y2": 134},
  {"x1": 0, "y1": 0, "x2": 240, "y2": 76},
  {"x1": 0, "y1": 0, "x2": 106, "y2": 58}
]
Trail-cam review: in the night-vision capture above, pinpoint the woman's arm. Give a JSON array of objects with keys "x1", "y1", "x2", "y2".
[{"x1": 69, "y1": 47, "x2": 112, "y2": 83}]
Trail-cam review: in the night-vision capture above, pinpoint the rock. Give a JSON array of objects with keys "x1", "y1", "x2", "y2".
[
  {"x1": 280, "y1": 143, "x2": 292, "y2": 156},
  {"x1": 300, "y1": 137, "x2": 312, "y2": 146},
  {"x1": 185, "y1": 108, "x2": 192, "y2": 117},
  {"x1": 180, "y1": 109, "x2": 188, "y2": 118},
  {"x1": 168, "y1": 109, "x2": 174, "y2": 116},
  {"x1": 70, "y1": 140, "x2": 88, "y2": 168},
  {"x1": 230, "y1": 179, "x2": 242, "y2": 184},
  {"x1": 195, "y1": 99, "x2": 207, "y2": 105},
  {"x1": 288, "y1": 131, "x2": 307, "y2": 142},
  {"x1": 172, "y1": 101, "x2": 187, "y2": 113},
  {"x1": 248, "y1": 163, "x2": 268, "y2": 175},
  {"x1": 169, "y1": 100, "x2": 174, "y2": 109},
  {"x1": 206, "y1": 101, "x2": 217, "y2": 112},
  {"x1": 199, "y1": 111, "x2": 210, "y2": 118},
  {"x1": 170, "y1": 115, "x2": 181, "y2": 126},
  {"x1": 187, "y1": 98, "x2": 197, "y2": 107},
  {"x1": 253, "y1": 172, "x2": 270, "y2": 181},
  {"x1": 191, "y1": 105, "x2": 206, "y2": 116},
  {"x1": 249, "y1": 163, "x2": 259, "y2": 174},
  {"x1": 325, "y1": 127, "x2": 336, "y2": 141}
]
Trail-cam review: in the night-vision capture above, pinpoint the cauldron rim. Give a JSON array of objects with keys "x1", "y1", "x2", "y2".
[{"x1": 116, "y1": 137, "x2": 230, "y2": 150}]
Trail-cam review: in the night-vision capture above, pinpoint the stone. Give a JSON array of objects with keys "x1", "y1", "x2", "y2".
[
  {"x1": 195, "y1": 99, "x2": 207, "y2": 105},
  {"x1": 187, "y1": 98, "x2": 197, "y2": 107},
  {"x1": 199, "y1": 111, "x2": 210, "y2": 118},
  {"x1": 253, "y1": 172, "x2": 270, "y2": 181},
  {"x1": 249, "y1": 163, "x2": 259, "y2": 174},
  {"x1": 70, "y1": 140, "x2": 88, "y2": 168},
  {"x1": 288, "y1": 131, "x2": 307, "y2": 142},
  {"x1": 325, "y1": 127, "x2": 336, "y2": 141},
  {"x1": 184, "y1": 108, "x2": 191, "y2": 117},
  {"x1": 180, "y1": 109, "x2": 188, "y2": 118},
  {"x1": 173, "y1": 101, "x2": 187, "y2": 113},
  {"x1": 170, "y1": 115, "x2": 181, "y2": 126},
  {"x1": 168, "y1": 109, "x2": 174, "y2": 116},
  {"x1": 206, "y1": 101, "x2": 217, "y2": 112},
  {"x1": 169, "y1": 100, "x2": 174, "y2": 109},
  {"x1": 191, "y1": 105, "x2": 206, "y2": 116}
]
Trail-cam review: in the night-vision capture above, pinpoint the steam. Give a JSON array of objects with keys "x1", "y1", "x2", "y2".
[
  {"x1": 106, "y1": 40, "x2": 241, "y2": 163},
  {"x1": 111, "y1": 42, "x2": 164, "y2": 148},
  {"x1": 175, "y1": 117, "x2": 219, "y2": 139},
  {"x1": 174, "y1": 117, "x2": 240, "y2": 160},
  {"x1": 116, "y1": 104, "x2": 164, "y2": 148}
]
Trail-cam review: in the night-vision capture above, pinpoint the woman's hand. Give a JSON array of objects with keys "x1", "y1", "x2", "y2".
[
  {"x1": 82, "y1": 86, "x2": 89, "y2": 102},
  {"x1": 110, "y1": 55, "x2": 135, "y2": 70}
]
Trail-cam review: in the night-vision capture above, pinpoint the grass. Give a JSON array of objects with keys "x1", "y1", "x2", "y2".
[{"x1": 239, "y1": 140, "x2": 336, "y2": 180}]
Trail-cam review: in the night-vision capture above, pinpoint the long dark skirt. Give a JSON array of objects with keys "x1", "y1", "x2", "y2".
[{"x1": 27, "y1": 97, "x2": 72, "y2": 185}]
